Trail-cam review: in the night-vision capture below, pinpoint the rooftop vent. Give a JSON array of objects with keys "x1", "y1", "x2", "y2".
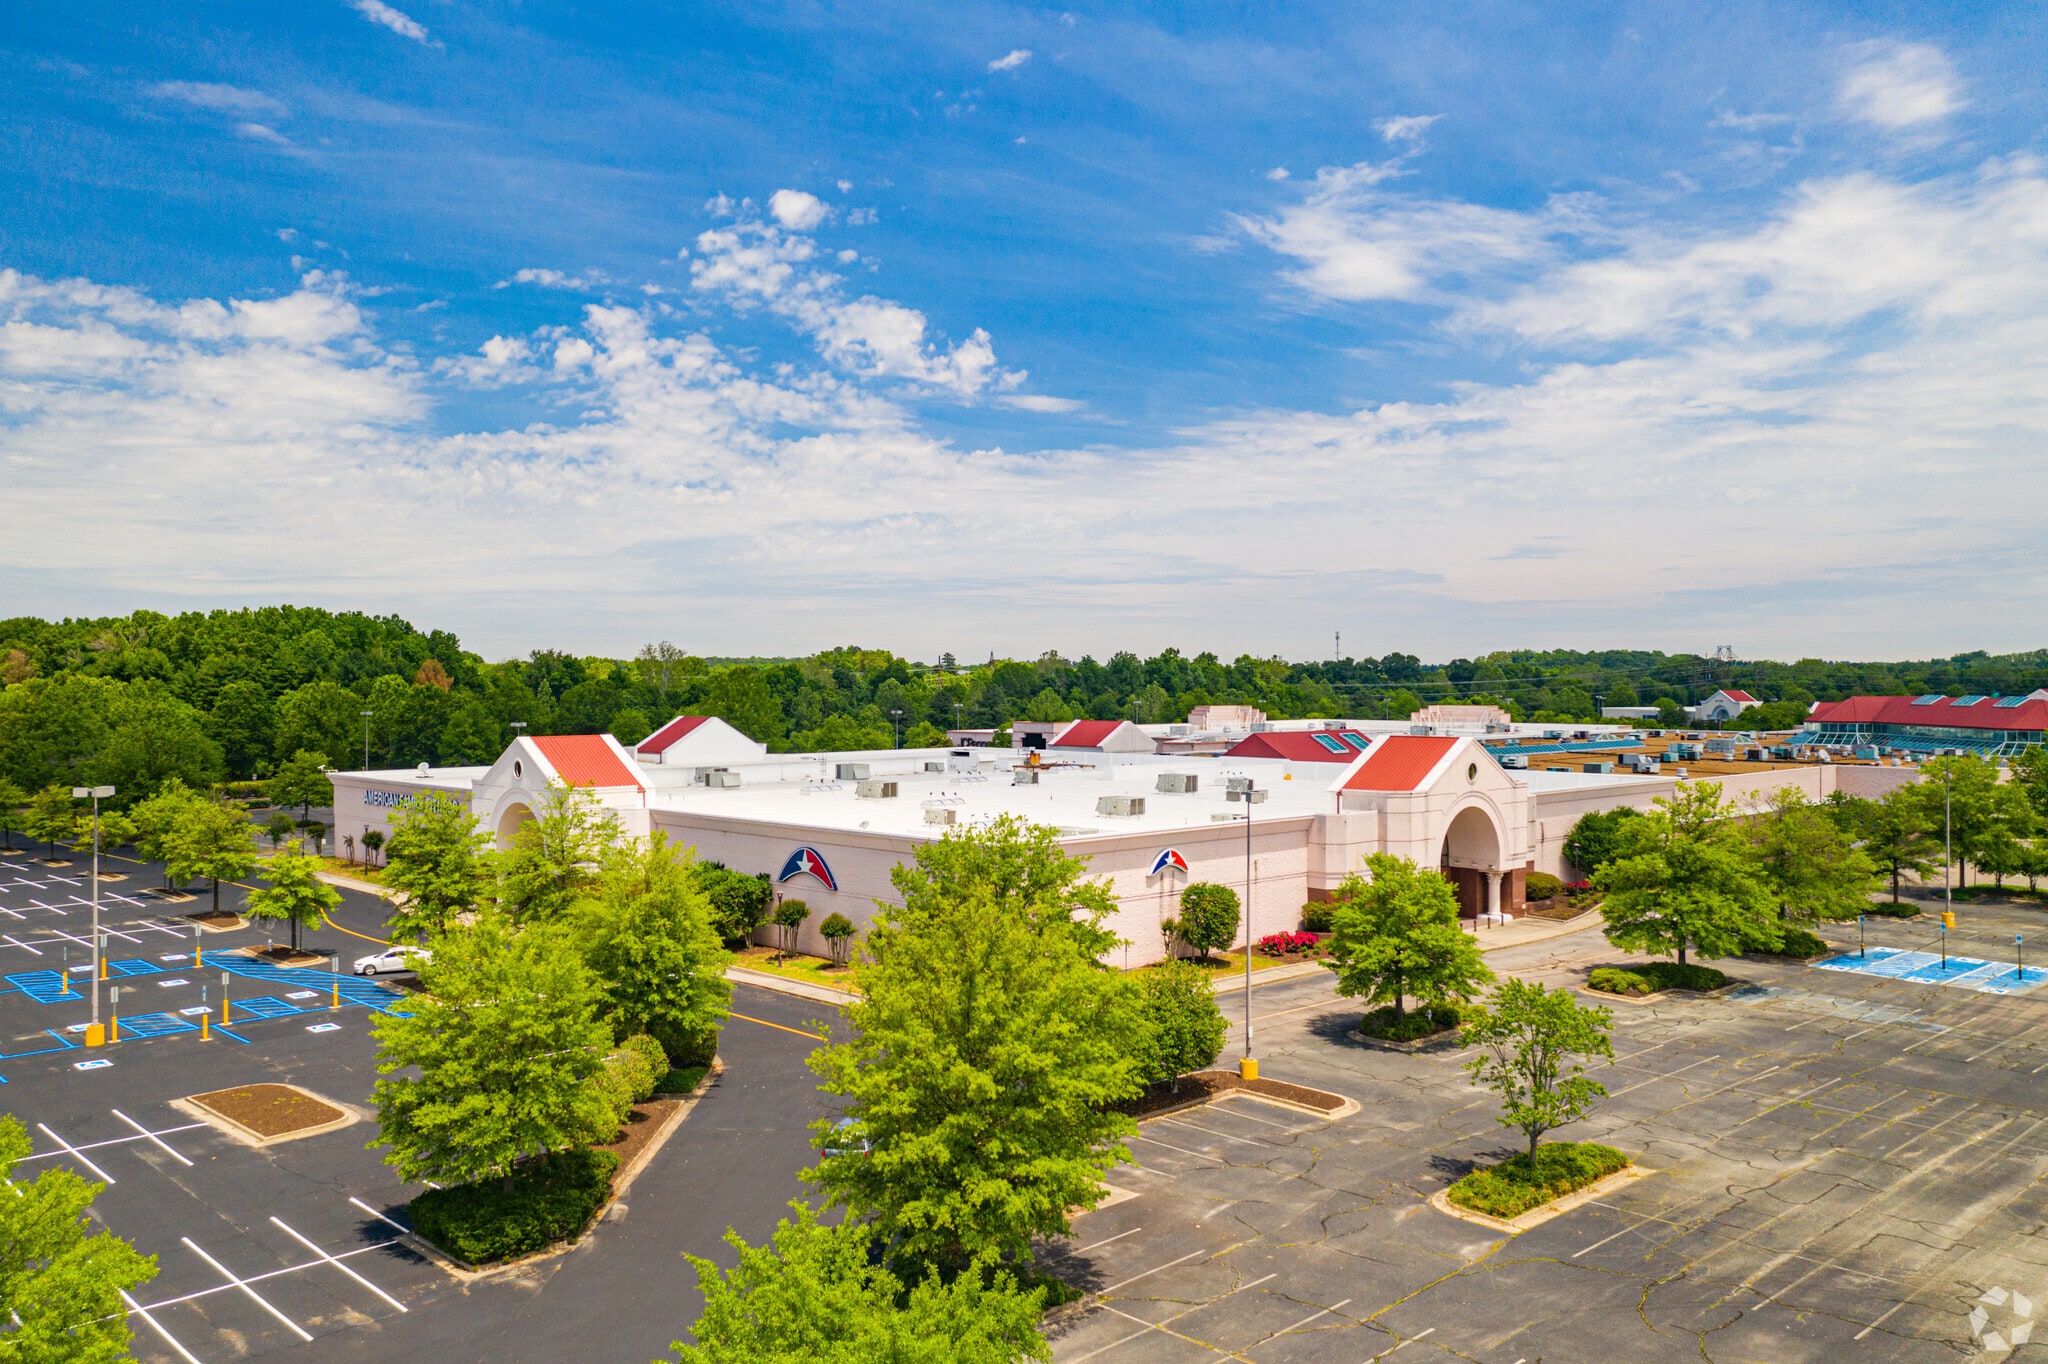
[
  {"x1": 1013, "y1": 769, "x2": 1040, "y2": 786},
  {"x1": 1156, "y1": 773, "x2": 1199, "y2": 794},
  {"x1": 924, "y1": 807, "x2": 957, "y2": 826},
  {"x1": 1095, "y1": 795, "x2": 1146, "y2": 817},
  {"x1": 855, "y1": 779, "x2": 898, "y2": 799}
]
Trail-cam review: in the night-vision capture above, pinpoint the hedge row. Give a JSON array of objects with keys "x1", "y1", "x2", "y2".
[{"x1": 410, "y1": 1148, "x2": 620, "y2": 1265}]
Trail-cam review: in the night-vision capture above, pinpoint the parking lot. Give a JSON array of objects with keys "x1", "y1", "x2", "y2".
[
  {"x1": 1046, "y1": 900, "x2": 2048, "y2": 1362},
  {"x1": 0, "y1": 839, "x2": 831, "y2": 1364}
]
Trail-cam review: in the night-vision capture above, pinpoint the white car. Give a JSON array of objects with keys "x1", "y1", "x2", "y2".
[{"x1": 353, "y1": 946, "x2": 430, "y2": 977}]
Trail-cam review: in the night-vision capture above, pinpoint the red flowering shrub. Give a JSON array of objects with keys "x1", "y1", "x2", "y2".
[{"x1": 1257, "y1": 930, "x2": 1321, "y2": 957}]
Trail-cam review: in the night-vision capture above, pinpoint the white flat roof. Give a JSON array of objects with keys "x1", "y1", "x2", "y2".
[{"x1": 332, "y1": 766, "x2": 488, "y2": 792}]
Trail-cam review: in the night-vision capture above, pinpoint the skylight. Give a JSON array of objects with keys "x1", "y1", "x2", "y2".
[
  {"x1": 1311, "y1": 733, "x2": 1348, "y2": 754},
  {"x1": 1910, "y1": 694, "x2": 1944, "y2": 705},
  {"x1": 1338, "y1": 733, "x2": 1369, "y2": 750},
  {"x1": 1954, "y1": 695, "x2": 1988, "y2": 707},
  {"x1": 1995, "y1": 695, "x2": 2029, "y2": 708}
]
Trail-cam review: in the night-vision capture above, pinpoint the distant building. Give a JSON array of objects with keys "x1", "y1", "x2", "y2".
[
  {"x1": 1601, "y1": 706, "x2": 1662, "y2": 720},
  {"x1": 1186, "y1": 704, "x2": 1266, "y2": 730},
  {"x1": 1223, "y1": 728, "x2": 1373, "y2": 763},
  {"x1": 1688, "y1": 690, "x2": 1757, "y2": 723},
  {"x1": 1410, "y1": 704, "x2": 1512, "y2": 731},
  {"x1": 1798, "y1": 692, "x2": 2048, "y2": 758},
  {"x1": 1047, "y1": 719, "x2": 1156, "y2": 754}
]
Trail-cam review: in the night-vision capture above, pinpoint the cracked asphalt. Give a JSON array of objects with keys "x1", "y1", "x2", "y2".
[{"x1": 1046, "y1": 896, "x2": 2048, "y2": 1362}]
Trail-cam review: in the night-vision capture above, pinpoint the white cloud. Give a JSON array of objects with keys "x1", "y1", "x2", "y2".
[
  {"x1": 1710, "y1": 109, "x2": 1791, "y2": 131},
  {"x1": 1375, "y1": 114, "x2": 1440, "y2": 145},
  {"x1": 836, "y1": 179, "x2": 853, "y2": 193},
  {"x1": 235, "y1": 123, "x2": 290, "y2": 145},
  {"x1": 152, "y1": 82, "x2": 285, "y2": 116},
  {"x1": 768, "y1": 189, "x2": 829, "y2": 230},
  {"x1": 498, "y1": 268, "x2": 611, "y2": 291},
  {"x1": 837, "y1": 249, "x2": 859, "y2": 264},
  {"x1": 1838, "y1": 41, "x2": 1962, "y2": 129},
  {"x1": 1239, "y1": 160, "x2": 1556, "y2": 302},
  {"x1": 997, "y1": 394, "x2": 1084, "y2": 413},
  {"x1": 988, "y1": 49, "x2": 1032, "y2": 72},
  {"x1": 1266, "y1": 167, "x2": 1290, "y2": 181},
  {"x1": 350, "y1": 0, "x2": 429, "y2": 44}
]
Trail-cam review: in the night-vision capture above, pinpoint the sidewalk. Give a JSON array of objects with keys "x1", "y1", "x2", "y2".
[
  {"x1": 313, "y1": 869, "x2": 396, "y2": 899},
  {"x1": 726, "y1": 966, "x2": 857, "y2": 1007},
  {"x1": 1470, "y1": 907, "x2": 1606, "y2": 953}
]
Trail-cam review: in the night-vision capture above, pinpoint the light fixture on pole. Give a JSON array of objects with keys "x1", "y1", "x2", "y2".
[
  {"x1": 510, "y1": 720, "x2": 528, "y2": 740},
  {"x1": 360, "y1": 710, "x2": 373, "y2": 768},
  {"x1": 1227, "y1": 778, "x2": 1267, "y2": 1077},
  {"x1": 891, "y1": 709, "x2": 904, "y2": 748},
  {"x1": 71, "y1": 785, "x2": 114, "y2": 1045}
]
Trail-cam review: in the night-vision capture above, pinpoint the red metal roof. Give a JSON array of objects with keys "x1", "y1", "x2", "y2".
[
  {"x1": 1808, "y1": 695, "x2": 2048, "y2": 733},
  {"x1": 1721, "y1": 690, "x2": 1757, "y2": 705},
  {"x1": 530, "y1": 735, "x2": 644, "y2": 789},
  {"x1": 1339, "y1": 736, "x2": 1459, "y2": 792},
  {"x1": 1224, "y1": 730, "x2": 1373, "y2": 763},
  {"x1": 638, "y1": 715, "x2": 710, "y2": 756},
  {"x1": 1051, "y1": 720, "x2": 1123, "y2": 748}
]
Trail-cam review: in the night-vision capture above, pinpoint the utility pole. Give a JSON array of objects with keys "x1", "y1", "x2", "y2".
[
  {"x1": 72, "y1": 785, "x2": 114, "y2": 1044},
  {"x1": 360, "y1": 709, "x2": 373, "y2": 768},
  {"x1": 891, "y1": 708, "x2": 903, "y2": 748}
]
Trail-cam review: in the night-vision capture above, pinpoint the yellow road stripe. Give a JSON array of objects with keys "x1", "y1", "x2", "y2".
[{"x1": 728, "y1": 1011, "x2": 824, "y2": 1041}]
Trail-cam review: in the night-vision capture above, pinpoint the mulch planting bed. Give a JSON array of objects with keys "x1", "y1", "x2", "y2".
[
  {"x1": 246, "y1": 945, "x2": 329, "y2": 966},
  {"x1": 143, "y1": 887, "x2": 197, "y2": 902},
  {"x1": 595, "y1": 1098, "x2": 682, "y2": 1170},
  {"x1": 188, "y1": 1084, "x2": 345, "y2": 1139},
  {"x1": 1119, "y1": 1069, "x2": 1348, "y2": 1120},
  {"x1": 185, "y1": 910, "x2": 243, "y2": 930}
]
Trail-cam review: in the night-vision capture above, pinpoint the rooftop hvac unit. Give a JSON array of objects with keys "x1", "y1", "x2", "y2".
[
  {"x1": 1013, "y1": 769, "x2": 1040, "y2": 785},
  {"x1": 701, "y1": 770, "x2": 741, "y2": 788},
  {"x1": 1156, "y1": 773, "x2": 1199, "y2": 794},
  {"x1": 855, "y1": 779, "x2": 898, "y2": 799},
  {"x1": 1498, "y1": 754, "x2": 1528, "y2": 770},
  {"x1": 1095, "y1": 795, "x2": 1146, "y2": 817},
  {"x1": 924, "y1": 806, "x2": 957, "y2": 826},
  {"x1": 835, "y1": 763, "x2": 871, "y2": 781},
  {"x1": 924, "y1": 761, "x2": 947, "y2": 772},
  {"x1": 1225, "y1": 776, "x2": 1254, "y2": 794},
  {"x1": 1227, "y1": 788, "x2": 1269, "y2": 803},
  {"x1": 1583, "y1": 762, "x2": 1615, "y2": 774}
]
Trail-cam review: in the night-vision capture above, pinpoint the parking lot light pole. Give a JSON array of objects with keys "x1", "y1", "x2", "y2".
[
  {"x1": 1229, "y1": 779, "x2": 1265, "y2": 1078},
  {"x1": 360, "y1": 710, "x2": 373, "y2": 769},
  {"x1": 73, "y1": 785, "x2": 114, "y2": 1044}
]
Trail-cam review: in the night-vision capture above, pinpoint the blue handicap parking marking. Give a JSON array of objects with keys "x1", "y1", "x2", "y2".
[
  {"x1": 74, "y1": 1059, "x2": 112, "y2": 1071},
  {"x1": 1812, "y1": 948, "x2": 2048, "y2": 996},
  {"x1": 118, "y1": 1011, "x2": 198, "y2": 1038},
  {"x1": 4, "y1": 969, "x2": 82, "y2": 1003},
  {"x1": 104, "y1": 958, "x2": 164, "y2": 978},
  {"x1": 1816, "y1": 948, "x2": 1905, "y2": 972},
  {"x1": 230, "y1": 995, "x2": 303, "y2": 1020},
  {"x1": 1898, "y1": 956, "x2": 1997, "y2": 985},
  {"x1": 212, "y1": 958, "x2": 410, "y2": 1015}
]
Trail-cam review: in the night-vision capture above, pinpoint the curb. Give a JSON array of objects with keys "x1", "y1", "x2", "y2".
[
  {"x1": 1347, "y1": 1026, "x2": 1464, "y2": 1055},
  {"x1": 1581, "y1": 980, "x2": 1746, "y2": 1007},
  {"x1": 1209, "y1": 960, "x2": 1327, "y2": 994},
  {"x1": 1429, "y1": 1162, "x2": 1653, "y2": 1236},
  {"x1": 726, "y1": 966, "x2": 858, "y2": 1006},
  {"x1": 312, "y1": 870, "x2": 396, "y2": 900}
]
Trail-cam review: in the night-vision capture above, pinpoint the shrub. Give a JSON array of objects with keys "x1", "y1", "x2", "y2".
[
  {"x1": 1766, "y1": 926, "x2": 1830, "y2": 959},
  {"x1": 1135, "y1": 960, "x2": 1227, "y2": 1088},
  {"x1": 1257, "y1": 930, "x2": 1320, "y2": 957},
  {"x1": 1861, "y1": 901, "x2": 1919, "y2": 918},
  {"x1": 1446, "y1": 1141, "x2": 1628, "y2": 1220},
  {"x1": 1586, "y1": 967, "x2": 1654, "y2": 997},
  {"x1": 1300, "y1": 901, "x2": 1336, "y2": 934},
  {"x1": 697, "y1": 865, "x2": 773, "y2": 944},
  {"x1": 1176, "y1": 883, "x2": 1241, "y2": 959},
  {"x1": 772, "y1": 897, "x2": 811, "y2": 956},
  {"x1": 1525, "y1": 872, "x2": 1564, "y2": 901},
  {"x1": 409, "y1": 1148, "x2": 620, "y2": 1265},
  {"x1": 621, "y1": 1034, "x2": 668, "y2": 1100},
  {"x1": 1356, "y1": 1002, "x2": 1461, "y2": 1042},
  {"x1": 820, "y1": 911, "x2": 857, "y2": 964},
  {"x1": 658, "y1": 1062, "x2": 711, "y2": 1096}
]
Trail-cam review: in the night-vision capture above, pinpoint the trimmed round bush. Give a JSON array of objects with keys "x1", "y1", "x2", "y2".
[
  {"x1": 1525, "y1": 871, "x2": 1564, "y2": 901},
  {"x1": 1767, "y1": 926, "x2": 1830, "y2": 958},
  {"x1": 1299, "y1": 901, "x2": 1336, "y2": 934},
  {"x1": 409, "y1": 1149, "x2": 620, "y2": 1265},
  {"x1": 1587, "y1": 967, "x2": 1653, "y2": 997},
  {"x1": 1357, "y1": 1002, "x2": 1461, "y2": 1042},
  {"x1": 1176, "y1": 883, "x2": 1241, "y2": 959}
]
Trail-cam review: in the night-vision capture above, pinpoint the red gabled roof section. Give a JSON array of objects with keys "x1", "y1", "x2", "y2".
[
  {"x1": 1339, "y1": 736, "x2": 1459, "y2": 792},
  {"x1": 1721, "y1": 690, "x2": 1757, "y2": 705},
  {"x1": 1809, "y1": 695, "x2": 2048, "y2": 733},
  {"x1": 1225, "y1": 730, "x2": 1373, "y2": 763},
  {"x1": 530, "y1": 735, "x2": 644, "y2": 789},
  {"x1": 638, "y1": 715, "x2": 710, "y2": 756},
  {"x1": 1051, "y1": 720, "x2": 1122, "y2": 748}
]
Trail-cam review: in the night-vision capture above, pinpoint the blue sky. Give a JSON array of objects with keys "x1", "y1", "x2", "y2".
[{"x1": 3, "y1": 3, "x2": 2045, "y2": 662}]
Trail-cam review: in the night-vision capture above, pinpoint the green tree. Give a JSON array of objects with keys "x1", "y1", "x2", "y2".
[
  {"x1": 382, "y1": 792, "x2": 491, "y2": 942},
  {"x1": 2015, "y1": 744, "x2": 2048, "y2": 823},
  {"x1": 1323, "y1": 853, "x2": 1494, "y2": 1019},
  {"x1": 495, "y1": 783, "x2": 618, "y2": 924},
  {"x1": 808, "y1": 820, "x2": 1142, "y2": 1273},
  {"x1": 703, "y1": 667, "x2": 785, "y2": 746},
  {"x1": 696, "y1": 865, "x2": 774, "y2": 944},
  {"x1": 572, "y1": 833, "x2": 732, "y2": 1061},
  {"x1": 271, "y1": 679, "x2": 363, "y2": 770},
  {"x1": 1135, "y1": 960, "x2": 1227, "y2": 1091},
  {"x1": 1906, "y1": 756, "x2": 2033, "y2": 889},
  {"x1": 90, "y1": 681, "x2": 222, "y2": 798},
  {"x1": 1854, "y1": 788, "x2": 1941, "y2": 902},
  {"x1": 126, "y1": 778, "x2": 207, "y2": 888},
  {"x1": 361, "y1": 828, "x2": 385, "y2": 867},
  {"x1": 0, "y1": 777, "x2": 23, "y2": 850},
  {"x1": 244, "y1": 847, "x2": 341, "y2": 953},
  {"x1": 206, "y1": 679, "x2": 277, "y2": 780},
  {"x1": 1461, "y1": 978, "x2": 1615, "y2": 1159},
  {"x1": 772, "y1": 897, "x2": 811, "y2": 958},
  {"x1": 371, "y1": 912, "x2": 613, "y2": 1190},
  {"x1": 1746, "y1": 787, "x2": 1879, "y2": 923},
  {"x1": 165, "y1": 799, "x2": 259, "y2": 916},
  {"x1": 262, "y1": 811, "x2": 297, "y2": 850},
  {"x1": 0, "y1": 1113, "x2": 158, "y2": 1362},
  {"x1": 819, "y1": 910, "x2": 857, "y2": 965},
  {"x1": 0, "y1": 673, "x2": 117, "y2": 792},
  {"x1": 1594, "y1": 783, "x2": 1779, "y2": 965},
  {"x1": 23, "y1": 786, "x2": 77, "y2": 860},
  {"x1": 267, "y1": 748, "x2": 333, "y2": 820},
  {"x1": 1173, "y1": 882, "x2": 1240, "y2": 960},
  {"x1": 1561, "y1": 807, "x2": 1644, "y2": 880},
  {"x1": 675, "y1": 1203, "x2": 1049, "y2": 1364}
]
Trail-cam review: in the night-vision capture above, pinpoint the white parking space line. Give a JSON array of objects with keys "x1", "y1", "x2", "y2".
[
  {"x1": 1371, "y1": 1325, "x2": 1435, "y2": 1359},
  {"x1": 17, "y1": 1122, "x2": 208, "y2": 1164},
  {"x1": 180, "y1": 1238, "x2": 314, "y2": 1342},
  {"x1": 1154, "y1": 1114, "x2": 1272, "y2": 1149},
  {"x1": 2, "y1": 934, "x2": 42, "y2": 954},
  {"x1": 1128, "y1": 1133, "x2": 1216, "y2": 1161},
  {"x1": 1095, "y1": 1246, "x2": 1221, "y2": 1295},
  {"x1": 1050, "y1": 1227, "x2": 1143, "y2": 1260},
  {"x1": 36, "y1": 1122, "x2": 116, "y2": 1184},
  {"x1": 348, "y1": 1195, "x2": 413, "y2": 1234},
  {"x1": 1269, "y1": 1296, "x2": 1351, "y2": 1336},
  {"x1": 269, "y1": 1217, "x2": 408, "y2": 1312},
  {"x1": 1609, "y1": 1054, "x2": 1721, "y2": 1096},
  {"x1": 28, "y1": 900, "x2": 67, "y2": 915},
  {"x1": 112, "y1": 1109, "x2": 195, "y2": 1167},
  {"x1": 122, "y1": 1287, "x2": 204, "y2": 1364}
]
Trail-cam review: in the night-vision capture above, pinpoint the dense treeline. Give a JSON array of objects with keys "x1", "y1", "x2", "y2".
[{"x1": 2, "y1": 608, "x2": 2044, "y2": 801}]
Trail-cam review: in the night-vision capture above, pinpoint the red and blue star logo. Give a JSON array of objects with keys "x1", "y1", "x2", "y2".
[
  {"x1": 777, "y1": 846, "x2": 838, "y2": 891},
  {"x1": 1149, "y1": 848, "x2": 1190, "y2": 877}
]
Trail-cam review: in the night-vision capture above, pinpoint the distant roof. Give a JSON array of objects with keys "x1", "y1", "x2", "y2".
[
  {"x1": 1225, "y1": 730, "x2": 1373, "y2": 763},
  {"x1": 1050, "y1": 720, "x2": 1123, "y2": 749},
  {"x1": 1338, "y1": 735, "x2": 1460, "y2": 792},
  {"x1": 1808, "y1": 694, "x2": 2048, "y2": 733},
  {"x1": 531, "y1": 734, "x2": 643, "y2": 789},
  {"x1": 1720, "y1": 690, "x2": 1757, "y2": 705},
  {"x1": 638, "y1": 715, "x2": 711, "y2": 756}
]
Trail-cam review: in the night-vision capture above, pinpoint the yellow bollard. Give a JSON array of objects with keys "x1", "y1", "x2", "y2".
[
  {"x1": 196, "y1": 944, "x2": 203, "y2": 968},
  {"x1": 222, "y1": 997, "x2": 231, "y2": 1025},
  {"x1": 84, "y1": 1023, "x2": 105, "y2": 1047},
  {"x1": 1239, "y1": 1057, "x2": 1259, "y2": 1081},
  {"x1": 200, "y1": 1012, "x2": 209, "y2": 1041},
  {"x1": 60, "y1": 971, "x2": 70, "y2": 996},
  {"x1": 331, "y1": 978, "x2": 340, "y2": 1010},
  {"x1": 110, "y1": 1013, "x2": 119, "y2": 1044},
  {"x1": 99, "y1": 957, "x2": 108, "y2": 981}
]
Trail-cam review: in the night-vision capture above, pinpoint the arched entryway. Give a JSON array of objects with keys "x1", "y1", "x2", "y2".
[
  {"x1": 1439, "y1": 804, "x2": 1506, "y2": 923},
  {"x1": 496, "y1": 800, "x2": 535, "y2": 848}
]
